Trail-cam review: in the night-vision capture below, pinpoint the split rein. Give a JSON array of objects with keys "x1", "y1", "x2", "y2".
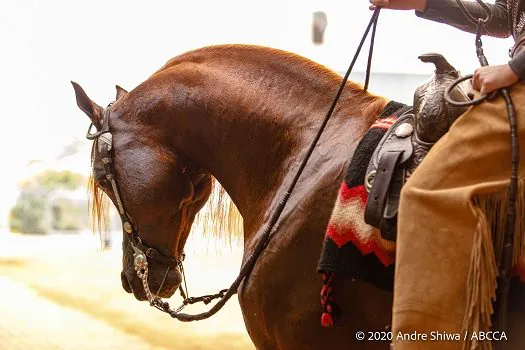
[{"x1": 85, "y1": 9, "x2": 384, "y2": 322}]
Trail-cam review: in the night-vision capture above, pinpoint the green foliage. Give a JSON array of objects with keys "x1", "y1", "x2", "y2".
[
  {"x1": 9, "y1": 191, "x2": 48, "y2": 234},
  {"x1": 9, "y1": 170, "x2": 88, "y2": 234},
  {"x1": 21, "y1": 170, "x2": 86, "y2": 191}
]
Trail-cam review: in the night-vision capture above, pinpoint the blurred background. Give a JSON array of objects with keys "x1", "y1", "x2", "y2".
[{"x1": 0, "y1": 0, "x2": 513, "y2": 349}]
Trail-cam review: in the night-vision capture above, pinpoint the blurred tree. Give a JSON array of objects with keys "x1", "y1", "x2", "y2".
[
  {"x1": 21, "y1": 170, "x2": 85, "y2": 190},
  {"x1": 9, "y1": 170, "x2": 88, "y2": 234},
  {"x1": 9, "y1": 191, "x2": 48, "y2": 234}
]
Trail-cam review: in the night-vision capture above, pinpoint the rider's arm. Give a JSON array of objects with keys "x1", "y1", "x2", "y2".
[
  {"x1": 415, "y1": 0, "x2": 510, "y2": 38},
  {"x1": 417, "y1": 0, "x2": 525, "y2": 80}
]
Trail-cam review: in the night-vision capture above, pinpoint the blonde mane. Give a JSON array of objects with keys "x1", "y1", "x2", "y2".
[{"x1": 193, "y1": 179, "x2": 243, "y2": 244}]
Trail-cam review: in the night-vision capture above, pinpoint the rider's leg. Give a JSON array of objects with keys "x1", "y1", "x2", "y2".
[{"x1": 393, "y1": 82, "x2": 525, "y2": 350}]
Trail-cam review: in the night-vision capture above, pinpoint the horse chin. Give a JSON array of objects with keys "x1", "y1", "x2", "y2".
[
  {"x1": 121, "y1": 268, "x2": 182, "y2": 301},
  {"x1": 121, "y1": 270, "x2": 147, "y2": 300},
  {"x1": 154, "y1": 267, "x2": 183, "y2": 298}
]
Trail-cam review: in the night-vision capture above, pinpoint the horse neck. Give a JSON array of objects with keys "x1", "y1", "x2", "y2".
[{"x1": 124, "y1": 46, "x2": 387, "y2": 232}]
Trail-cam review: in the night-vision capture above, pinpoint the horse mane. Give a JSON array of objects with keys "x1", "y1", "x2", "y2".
[
  {"x1": 158, "y1": 44, "x2": 372, "y2": 99},
  {"x1": 193, "y1": 179, "x2": 243, "y2": 244}
]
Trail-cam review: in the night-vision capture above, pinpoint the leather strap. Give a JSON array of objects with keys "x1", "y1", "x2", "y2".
[
  {"x1": 132, "y1": 238, "x2": 181, "y2": 268},
  {"x1": 364, "y1": 150, "x2": 404, "y2": 229},
  {"x1": 380, "y1": 165, "x2": 405, "y2": 242}
]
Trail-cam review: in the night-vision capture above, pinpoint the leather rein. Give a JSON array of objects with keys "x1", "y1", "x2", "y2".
[{"x1": 85, "y1": 9, "x2": 383, "y2": 322}]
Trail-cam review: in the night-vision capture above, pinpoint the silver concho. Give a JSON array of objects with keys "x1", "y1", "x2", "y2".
[
  {"x1": 123, "y1": 221, "x2": 133, "y2": 234},
  {"x1": 394, "y1": 123, "x2": 413, "y2": 138},
  {"x1": 134, "y1": 253, "x2": 147, "y2": 270},
  {"x1": 134, "y1": 253, "x2": 148, "y2": 279}
]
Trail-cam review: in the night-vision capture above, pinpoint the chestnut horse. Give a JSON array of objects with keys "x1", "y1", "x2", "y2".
[{"x1": 72, "y1": 45, "x2": 522, "y2": 349}]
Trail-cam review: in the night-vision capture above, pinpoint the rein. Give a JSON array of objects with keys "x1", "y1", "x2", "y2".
[
  {"x1": 86, "y1": 9, "x2": 383, "y2": 321},
  {"x1": 444, "y1": 1, "x2": 519, "y2": 345}
]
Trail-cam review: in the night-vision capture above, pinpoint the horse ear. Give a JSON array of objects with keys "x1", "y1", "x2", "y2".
[
  {"x1": 115, "y1": 85, "x2": 128, "y2": 100},
  {"x1": 71, "y1": 81, "x2": 103, "y2": 128}
]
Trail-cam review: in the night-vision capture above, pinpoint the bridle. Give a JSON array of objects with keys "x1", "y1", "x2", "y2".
[
  {"x1": 86, "y1": 106, "x2": 189, "y2": 307},
  {"x1": 88, "y1": 104, "x2": 236, "y2": 319}
]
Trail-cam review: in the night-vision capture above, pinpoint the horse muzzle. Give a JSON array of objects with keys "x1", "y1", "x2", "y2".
[{"x1": 121, "y1": 265, "x2": 182, "y2": 301}]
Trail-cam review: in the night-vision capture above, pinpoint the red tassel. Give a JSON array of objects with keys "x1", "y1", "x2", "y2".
[
  {"x1": 320, "y1": 272, "x2": 336, "y2": 327},
  {"x1": 321, "y1": 312, "x2": 334, "y2": 327}
]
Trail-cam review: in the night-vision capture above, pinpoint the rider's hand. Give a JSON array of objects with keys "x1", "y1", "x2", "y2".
[
  {"x1": 472, "y1": 64, "x2": 519, "y2": 95},
  {"x1": 369, "y1": 0, "x2": 427, "y2": 12}
]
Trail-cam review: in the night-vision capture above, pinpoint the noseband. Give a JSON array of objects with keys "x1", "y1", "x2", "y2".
[{"x1": 86, "y1": 105, "x2": 183, "y2": 304}]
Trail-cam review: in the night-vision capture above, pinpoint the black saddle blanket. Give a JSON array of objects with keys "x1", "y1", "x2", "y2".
[{"x1": 317, "y1": 100, "x2": 406, "y2": 292}]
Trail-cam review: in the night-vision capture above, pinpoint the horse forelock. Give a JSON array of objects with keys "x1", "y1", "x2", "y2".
[{"x1": 88, "y1": 142, "x2": 109, "y2": 237}]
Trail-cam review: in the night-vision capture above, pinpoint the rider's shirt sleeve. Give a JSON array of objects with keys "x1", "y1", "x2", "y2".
[
  {"x1": 415, "y1": 0, "x2": 511, "y2": 38},
  {"x1": 509, "y1": 50, "x2": 525, "y2": 80}
]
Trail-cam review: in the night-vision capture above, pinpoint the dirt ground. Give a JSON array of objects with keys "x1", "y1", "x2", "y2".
[{"x1": 0, "y1": 231, "x2": 254, "y2": 349}]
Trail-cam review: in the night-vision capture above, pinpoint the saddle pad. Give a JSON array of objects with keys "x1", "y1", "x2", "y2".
[
  {"x1": 316, "y1": 101, "x2": 525, "y2": 328},
  {"x1": 317, "y1": 100, "x2": 408, "y2": 293}
]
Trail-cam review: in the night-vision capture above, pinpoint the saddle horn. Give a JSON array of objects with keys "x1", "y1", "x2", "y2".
[
  {"x1": 417, "y1": 53, "x2": 458, "y2": 74},
  {"x1": 413, "y1": 52, "x2": 473, "y2": 144}
]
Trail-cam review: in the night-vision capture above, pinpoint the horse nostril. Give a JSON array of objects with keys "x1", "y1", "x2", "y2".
[{"x1": 121, "y1": 272, "x2": 132, "y2": 293}]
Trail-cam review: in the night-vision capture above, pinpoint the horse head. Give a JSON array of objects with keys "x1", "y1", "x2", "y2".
[{"x1": 72, "y1": 82, "x2": 214, "y2": 301}]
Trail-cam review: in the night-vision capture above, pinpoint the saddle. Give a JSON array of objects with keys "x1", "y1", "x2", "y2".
[{"x1": 364, "y1": 53, "x2": 474, "y2": 242}]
